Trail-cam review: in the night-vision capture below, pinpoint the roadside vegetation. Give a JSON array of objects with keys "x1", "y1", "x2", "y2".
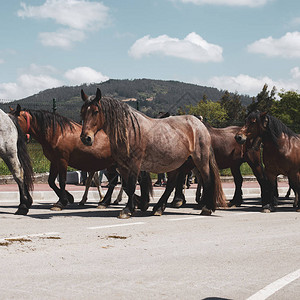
[{"x1": 0, "y1": 82, "x2": 299, "y2": 177}]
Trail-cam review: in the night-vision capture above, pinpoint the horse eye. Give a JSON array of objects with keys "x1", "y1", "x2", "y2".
[{"x1": 92, "y1": 110, "x2": 99, "y2": 116}]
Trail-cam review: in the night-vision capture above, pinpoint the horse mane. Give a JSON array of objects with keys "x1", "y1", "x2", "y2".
[
  {"x1": 87, "y1": 96, "x2": 141, "y2": 154},
  {"x1": 202, "y1": 120, "x2": 213, "y2": 130},
  {"x1": 25, "y1": 109, "x2": 76, "y2": 137},
  {"x1": 9, "y1": 115, "x2": 34, "y2": 191},
  {"x1": 249, "y1": 112, "x2": 298, "y2": 145}
]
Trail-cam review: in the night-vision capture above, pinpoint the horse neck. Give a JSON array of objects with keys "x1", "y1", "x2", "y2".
[{"x1": 28, "y1": 116, "x2": 58, "y2": 145}]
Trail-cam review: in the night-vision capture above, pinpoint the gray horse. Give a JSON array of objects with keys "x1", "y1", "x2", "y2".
[{"x1": 0, "y1": 109, "x2": 34, "y2": 215}]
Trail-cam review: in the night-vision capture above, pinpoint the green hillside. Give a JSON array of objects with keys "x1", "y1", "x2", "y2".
[{"x1": 0, "y1": 79, "x2": 252, "y2": 122}]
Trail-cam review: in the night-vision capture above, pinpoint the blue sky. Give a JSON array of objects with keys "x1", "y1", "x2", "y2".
[{"x1": 1, "y1": 0, "x2": 300, "y2": 100}]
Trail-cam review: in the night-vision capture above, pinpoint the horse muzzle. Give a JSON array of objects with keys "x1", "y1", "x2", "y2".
[
  {"x1": 235, "y1": 134, "x2": 246, "y2": 144},
  {"x1": 80, "y1": 133, "x2": 94, "y2": 146}
]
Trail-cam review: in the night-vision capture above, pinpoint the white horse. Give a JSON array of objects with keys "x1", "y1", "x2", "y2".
[{"x1": 0, "y1": 109, "x2": 34, "y2": 215}]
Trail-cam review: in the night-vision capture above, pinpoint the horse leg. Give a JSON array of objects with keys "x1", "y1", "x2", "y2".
[
  {"x1": 97, "y1": 168, "x2": 118, "y2": 209},
  {"x1": 93, "y1": 172, "x2": 104, "y2": 201},
  {"x1": 288, "y1": 176, "x2": 300, "y2": 212},
  {"x1": 51, "y1": 161, "x2": 73, "y2": 211},
  {"x1": 152, "y1": 170, "x2": 178, "y2": 216},
  {"x1": 229, "y1": 165, "x2": 243, "y2": 207},
  {"x1": 79, "y1": 171, "x2": 95, "y2": 206},
  {"x1": 261, "y1": 172, "x2": 277, "y2": 213},
  {"x1": 4, "y1": 156, "x2": 32, "y2": 215},
  {"x1": 118, "y1": 169, "x2": 138, "y2": 219},
  {"x1": 192, "y1": 167, "x2": 203, "y2": 206},
  {"x1": 113, "y1": 187, "x2": 123, "y2": 204},
  {"x1": 170, "y1": 170, "x2": 186, "y2": 208},
  {"x1": 135, "y1": 171, "x2": 152, "y2": 212}
]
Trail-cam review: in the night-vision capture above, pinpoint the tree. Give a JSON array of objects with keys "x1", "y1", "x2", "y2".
[
  {"x1": 247, "y1": 84, "x2": 276, "y2": 113},
  {"x1": 185, "y1": 100, "x2": 227, "y2": 127},
  {"x1": 219, "y1": 91, "x2": 246, "y2": 124},
  {"x1": 271, "y1": 90, "x2": 300, "y2": 132}
]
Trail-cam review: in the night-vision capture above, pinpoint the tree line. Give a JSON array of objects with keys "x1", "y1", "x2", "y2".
[{"x1": 179, "y1": 83, "x2": 300, "y2": 133}]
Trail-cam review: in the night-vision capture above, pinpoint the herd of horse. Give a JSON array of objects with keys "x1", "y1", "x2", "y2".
[{"x1": 1, "y1": 88, "x2": 300, "y2": 217}]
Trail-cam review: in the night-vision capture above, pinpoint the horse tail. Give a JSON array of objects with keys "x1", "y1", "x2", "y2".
[
  {"x1": 10, "y1": 116, "x2": 34, "y2": 191},
  {"x1": 209, "y1": 147, "x2": 227, "y2": 209}
]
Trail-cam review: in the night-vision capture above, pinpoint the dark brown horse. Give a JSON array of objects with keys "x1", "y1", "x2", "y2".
[
  {"x1": 10, "y1": 105, "x2": 152, "y2": 211},
  {"x1": 235, "y1": 111, "x2": 300, "y2": 212},
  {"x1": 155, "y1": 122, "x2": 265, "y2": 212},
  {"x1": 80, "y1": 88, "x2": 227, "y2": 218},
  {"x1": 197, "y1": 122, "x2": 265, "y2": 207}
]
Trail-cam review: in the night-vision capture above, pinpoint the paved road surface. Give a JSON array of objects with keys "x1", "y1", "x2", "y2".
[{"x1": 0, "y1": 181, "x2": 299, "y2": 299}]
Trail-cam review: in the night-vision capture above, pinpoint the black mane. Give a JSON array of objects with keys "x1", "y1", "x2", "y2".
[
  {"x1": 248, "y1": 112, "x2": 298, "y2": 145},
  {"x1": 84, "y1": 96, "x2": 141, "y2": 154},
  {"x1": 25, "y1": 109, "x2": 75, "y2": 136}
]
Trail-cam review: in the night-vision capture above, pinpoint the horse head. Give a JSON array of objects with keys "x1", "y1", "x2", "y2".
[
  {"x1": 9, "y1": 104, "x2": 32, "y2": 136},
  {"x1": 80, "y1": 88, "x2": 104, "y2": 146},
  {"x1": 235, "y1": 111, "x2": 268, "y2": 144}
]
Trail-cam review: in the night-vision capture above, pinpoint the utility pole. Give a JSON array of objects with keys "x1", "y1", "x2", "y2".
[{"x1": 52, "y1": 98, "x2": 57, "y2": 114}]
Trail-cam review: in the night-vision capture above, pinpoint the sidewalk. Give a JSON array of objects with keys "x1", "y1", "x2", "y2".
[{"x1": 0, "y1": 175, "x2": 292, "y2": 202}]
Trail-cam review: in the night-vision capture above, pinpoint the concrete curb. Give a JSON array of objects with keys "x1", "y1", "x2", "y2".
[{"x1": 0, "y1": 186, "x2": 293, "y2": 203}]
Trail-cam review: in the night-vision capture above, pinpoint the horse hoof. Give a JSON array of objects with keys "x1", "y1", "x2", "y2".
[
  {"x1": 68, "y1": 197, "x2": 74, "y2": 204},
  {"x1": 97, "y1": 204, "x2": 108, "y2": 209},
  {"x1": 262, "y1": 205, "x2": 275, "y2": 213},
  {"x1": 51, "y1": 206, "x2": 63, "y2": 211},
  {"x1": 153, "y1": 208, "x2": 163, "y2": 216},
  {"x1": 200, "y1": 207, "x2": 212, "y2": 216},
  {"x1": 229, "y1": 201, "x2": 241, "y2": 208},
  {"x1": 139, "y1": 202, "x2": 149, "y2": 212},
  {"x1": 78, "y1": 202, "x2": 85, "y2": 206},
  {"x1": 118, "y1": 208, "x2": 132, "y2": 219},
  {"x1": 15, "y1": 207, "x2": 29, "y2": 215},
  {"x1": 171, "y1": 199, "x2": 186, "y2": 208}
]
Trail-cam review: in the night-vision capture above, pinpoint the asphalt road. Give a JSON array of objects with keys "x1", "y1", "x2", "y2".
[{"x1": 0, "y1": 185, "x2": 299, "y2": 300}]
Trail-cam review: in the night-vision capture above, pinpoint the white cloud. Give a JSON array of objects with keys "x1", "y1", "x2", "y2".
[
  {"x1": 196, "y1": 70, "x2": 300, "y2": 96},
  {"x1": 17, "y1": 0, "x2": 110, "y2": 49},
  {"x1": 0, "y1": 65, "x2": 108, "y2": 100},
  {"x1": 129, "y1": 32, "x2": 223, "y2": 63},
  {"x1": 248, "y1": 32, "x2": 300, "y2": 58},
  {"x1": 39, "y1": 29, "x2": 85, "y2": 49},
  {"x1": 0, "y1": 74, "x2": 62, "y2": 100},
  {"x1": 175, "y1": 0, "x2": 271, "y2": 7},
  {"x1": 64, "y1": 67, "x2": 109, "y2": 85}
]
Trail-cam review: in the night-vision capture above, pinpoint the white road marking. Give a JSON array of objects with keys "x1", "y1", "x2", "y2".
[
  {"x1": 168, "y1": 215, "x2": 204, "y2": 221},
  {"x1": 0, "y1": 232, "x2": 60, "y2": 242},
  {"x1": 246, "y1": 268, "x2": 300, "y2": 300},
  {"x1": 87, "y1": 222, "x2": 145, "y2": 230}
]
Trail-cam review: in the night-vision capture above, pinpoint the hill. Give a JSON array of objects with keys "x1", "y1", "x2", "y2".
[{"x1": 0, "y1": 79, "x2": 252, "y2": 122}]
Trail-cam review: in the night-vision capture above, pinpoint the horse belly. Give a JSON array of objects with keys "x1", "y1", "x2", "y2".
[{"x1": 141, "y1": 149, "x2": 189, "y2": 173}]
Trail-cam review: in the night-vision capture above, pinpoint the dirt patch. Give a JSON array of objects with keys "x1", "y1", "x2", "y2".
[
  {"x1": 39, "y1": 236, "x2": 61, "y2": 240},
  {"x1": 107, "y1": 235, "x2": 127, "y2": 240}
]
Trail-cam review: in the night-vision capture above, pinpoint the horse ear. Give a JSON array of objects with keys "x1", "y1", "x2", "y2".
[
  {"x1": 9, "y1": 106, "x2": 14, "y2": 113},
  {"x1": 81, "y1": 89, "x2": 88, "y2": 102},
  {"x1": 16, "y1": 104, "x2": 21, "y2": 116},
  {"x1": 95, "y1": 88, "x2": 102, "y2": 102},
  {"x1": 260, "y1": 112, "x2": 268, "y2": 128}
]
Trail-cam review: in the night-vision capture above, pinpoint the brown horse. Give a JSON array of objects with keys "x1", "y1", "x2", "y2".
[
  {"x1": 154, "y1": 122, "x2": 265, "y2": 212},
  {"x1": 235, "y1": 111, "x2": 300, "y2": 212},
  {"x1": 80, "y1": 88, "x2": 227, "y2": 218},
  {"x1": 10, "y1": 105, "x2": 151, "y2": 211}
]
